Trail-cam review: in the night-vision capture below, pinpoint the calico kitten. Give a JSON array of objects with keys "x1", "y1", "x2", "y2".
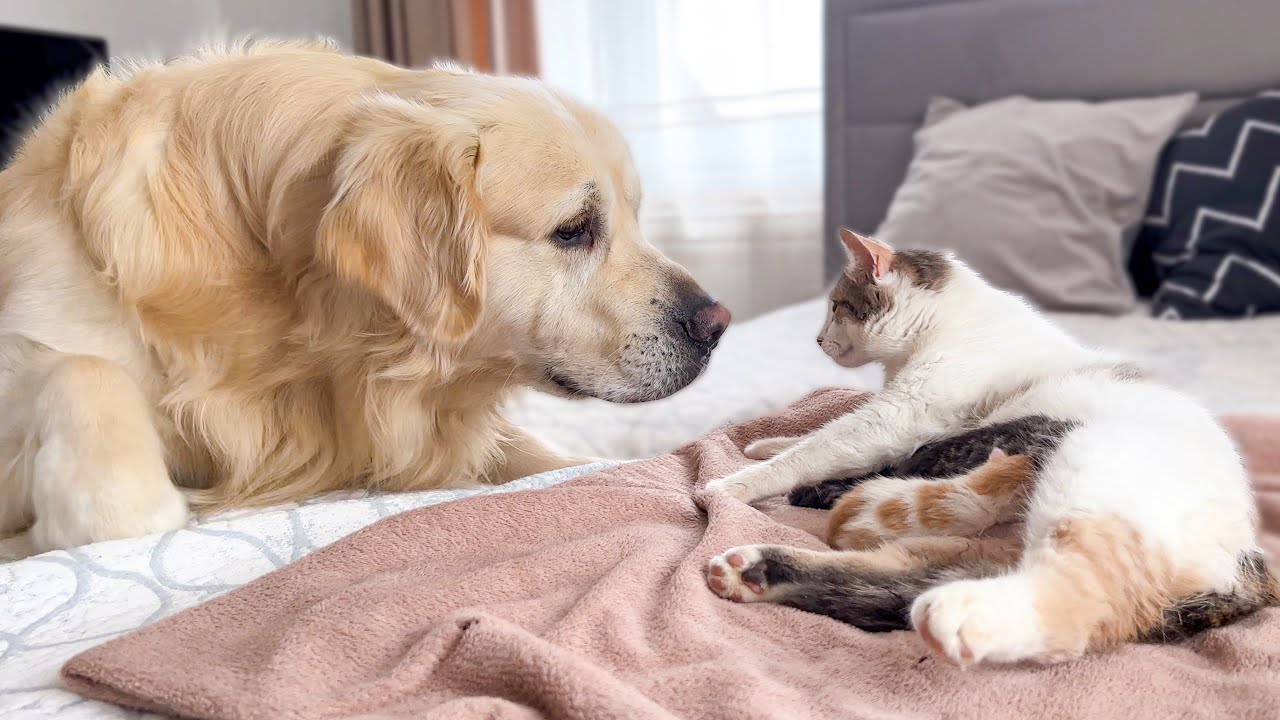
[
  {"x1": 786, "y1": 414, "x2": 1076, "y2": 510},
  {"x1": 704, "y1": 229, "x2": 1277, "y2": 666}
]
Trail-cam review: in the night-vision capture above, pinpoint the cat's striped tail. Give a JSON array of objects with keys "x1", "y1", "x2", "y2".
[{"x1": 1140, "y1": 551, "x2": 1280, "y2": 642}]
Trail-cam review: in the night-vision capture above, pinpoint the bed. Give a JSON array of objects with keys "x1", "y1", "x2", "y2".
[
  {"x1": 6, "y1": 0, "x2": 1280, "y2": 717},
  {"x1": 6, "y1": 302, "x2": 1279, "y2": 718}
]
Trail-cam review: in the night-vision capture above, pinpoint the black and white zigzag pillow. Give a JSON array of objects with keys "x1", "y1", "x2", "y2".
[{"x1": 1134, "y1": 91, "x2": 1280, "y2": 319}]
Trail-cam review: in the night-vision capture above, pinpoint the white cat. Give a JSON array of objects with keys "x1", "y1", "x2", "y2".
[{"x1": 705, "y1": 230, "x2": 1272, "y2": 666}]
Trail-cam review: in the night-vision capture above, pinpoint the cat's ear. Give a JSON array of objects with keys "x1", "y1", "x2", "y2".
[
  {"x1": 839, "y1": 229, "x2": 894, "y2": 279},
  {"x1": 988, "y1": 447, "x2": 1008, "y2": 461}
]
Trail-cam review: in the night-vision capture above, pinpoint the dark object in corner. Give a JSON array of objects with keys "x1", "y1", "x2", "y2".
[{"x1": 0, "y1": 25, "x2": 106, "y2": 167}]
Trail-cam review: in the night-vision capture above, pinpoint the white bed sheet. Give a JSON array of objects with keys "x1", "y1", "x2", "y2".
[{"x1": 507, "y1": 297, "x2": 1280, "y2": 460}]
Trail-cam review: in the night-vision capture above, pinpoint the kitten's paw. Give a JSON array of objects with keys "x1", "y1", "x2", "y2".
[
  {"x1": 910, "y1": 578, "x2": 1046, "y2": 667},
  {"x1": 787, "y1": 484, "x2": 827, "y2": 508},
  {"x1": 788, "y1": 479, "x2": 850, "y2": 509},
  {"x1": 743, "y1": 436, "x2": 799, "y2": 460},
  {"x1": 706, "y1": 545, "x2": 779, "y2": 602}
]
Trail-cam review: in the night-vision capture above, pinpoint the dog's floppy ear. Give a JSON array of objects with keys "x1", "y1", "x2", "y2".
[{"x1": 317, "y1": 95, "x2": 487, "y2": 345}]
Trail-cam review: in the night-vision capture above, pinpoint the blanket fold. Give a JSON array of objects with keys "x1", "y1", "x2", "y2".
[{"x1": 63, "y1": 390, "x2": 1280, "y2": 719}]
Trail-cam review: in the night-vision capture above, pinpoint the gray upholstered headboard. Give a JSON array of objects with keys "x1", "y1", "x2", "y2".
[{"x1": 823, "y1": 0, "x2": 1280, "y2": 277}]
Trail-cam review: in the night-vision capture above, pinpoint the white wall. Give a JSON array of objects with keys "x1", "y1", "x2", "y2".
[
  {"x1": 216, "y1": 0, "x2": 354, "y2": 49},
  {"x1": 0, "y1": 0, "x2": 353, "y2": 59}
]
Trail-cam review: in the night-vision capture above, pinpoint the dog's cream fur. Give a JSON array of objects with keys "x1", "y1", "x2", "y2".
[{"x1": 0, "y1": 39, "x2": 724, "y2": 554}]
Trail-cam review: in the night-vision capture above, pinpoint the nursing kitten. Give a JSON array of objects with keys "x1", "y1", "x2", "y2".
[
  {"x1": 786, "y1": 414, "x2": 1075, "y2": 511},
  {"x1": 704, "y1": 230, "x2": 1276, "y2": 666}
]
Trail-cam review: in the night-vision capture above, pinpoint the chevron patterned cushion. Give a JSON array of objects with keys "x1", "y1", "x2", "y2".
[{"x1": 1136, "y1": 91, "x2": 1280, "y2": 319}]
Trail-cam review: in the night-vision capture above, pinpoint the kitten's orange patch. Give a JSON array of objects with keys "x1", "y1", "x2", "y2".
[
  {"x1": 833, "y1": 537, "x2": 1022, "y2": 575},
  {"x1": 832, "y1": 526, "x2": 882, "y2": 551},
  {"x1": 876, "y1": 498, "x2": 911, "y2": 533},
  {"x1": 826, "y1": 486, "x2": 884, "y2": 550},
  {"x1": 968, "y1": 455, "x2": 1034, "y2": 497},
  {"x1": 827, "y1": 488, "x2": 868, "y2": 536},
  {"x1": 915, "y1": 483, "x2": 956, "y2": 531}
]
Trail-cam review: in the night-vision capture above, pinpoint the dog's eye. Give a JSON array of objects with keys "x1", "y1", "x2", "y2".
[{"x1": 552, "y1": 219, "x2": 593, "y2": 249}]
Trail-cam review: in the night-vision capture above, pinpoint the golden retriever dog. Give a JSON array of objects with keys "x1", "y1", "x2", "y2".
[{"x1": 0, "y1": 39, "x2": 730, "y2": 555}]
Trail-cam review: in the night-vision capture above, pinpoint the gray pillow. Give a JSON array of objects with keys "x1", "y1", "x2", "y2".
[{"x1": 874, "y1": 93, "x2": 1197, "y2": 313}]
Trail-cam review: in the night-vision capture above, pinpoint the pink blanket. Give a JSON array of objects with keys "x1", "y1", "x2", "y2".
[{"x1": 63, "y1": 390, "x2": 1280, "y2": 719}]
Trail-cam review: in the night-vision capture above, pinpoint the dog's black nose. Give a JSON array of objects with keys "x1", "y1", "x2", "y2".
[{"x1": 683, "y1": 302, "x2": 731, "y2": 346}]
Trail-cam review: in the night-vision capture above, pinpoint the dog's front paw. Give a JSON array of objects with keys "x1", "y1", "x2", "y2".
[{"x1": 706, "y1": 545, "x2": 779, "y2": 602}]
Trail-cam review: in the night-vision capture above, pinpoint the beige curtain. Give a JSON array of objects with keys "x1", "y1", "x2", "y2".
[
  {"x1": 534, "y1": 0, "x2": 824, "y2": 319},
  {"x1": 353, "y1": 0, "x2": 538, "y2": 74}
]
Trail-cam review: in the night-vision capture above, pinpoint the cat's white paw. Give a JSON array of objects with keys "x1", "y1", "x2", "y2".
[
  {"x1": 704, "y1": 475, "x2": 754, "y2": 502},
  {"x1": 910, "y1": 577, "x2": 1046, "y2": 667},
  {"x1": 743, "y1": 436, "x2": 798, "y2": 460},
  {"x1": 706, "y1": 545, "x2": 775, "y2": 602}
]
